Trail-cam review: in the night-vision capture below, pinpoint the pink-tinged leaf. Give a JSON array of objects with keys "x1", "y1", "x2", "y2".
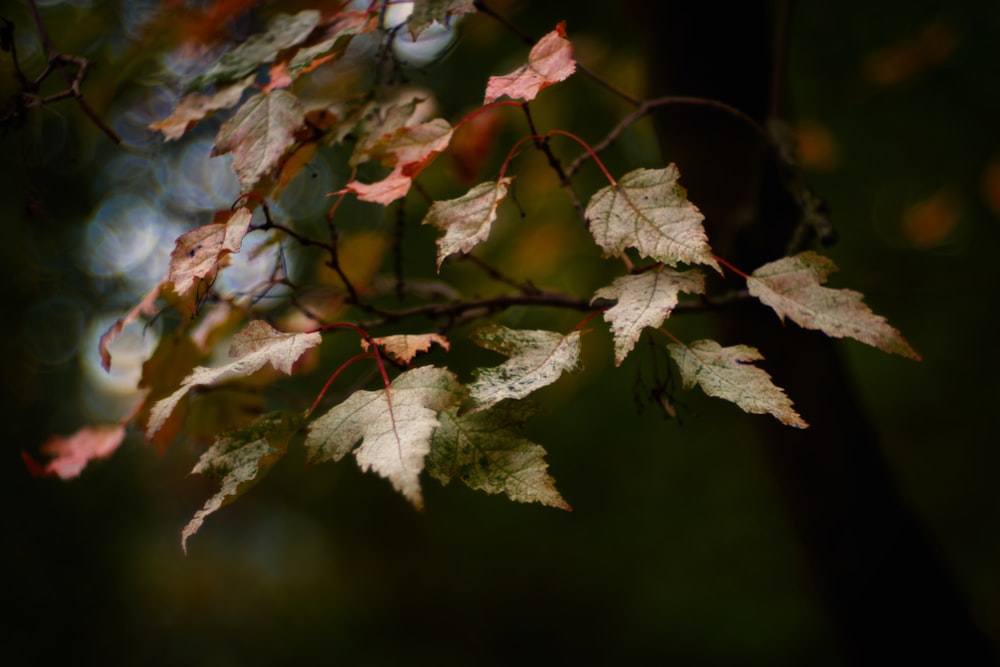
[
  {"x1": 24, "y1": 425, "x2": 127, "y2": 480},
  {"x1": 263, "y1": 62, "x2": 293, "y2": 92},
  {"x1": 350, "y1": 98, "x2": 423, "y2": 167},
  {"x1": 746, "y1": 251, "x2": 921, "y2": 360},
  {"x1": 168, "y1": 207, "x2": 252, "y2": 303},
  {"x1": 668, "y1": 339, "x2": 808, "y2": 428},
  {"x1": 147, "y1": 320, "x2": 322, "y2": 440},
  {"x1": 288, "y1": 11, "x2": 378, "y2": 75},
  {"x1": 409, "y1": 0, "x2": 476, "y2": 38},
  {"x1": 99, "y1": 284, "x2": 161, "y2": 372},
  {"x1": 427, "y1": 401, "x2": 570, "y2": 510},
  {"x1": 149, "y1": 75, "x2": 254, "y2": 141},
  {"x1": 422, "y1": 178, "x2": 513, "y2": 269},
  {"x1": 304, "y1": 366, "x2": 463, "y2": 509},
  {"x1": 361, "y1": 333, "x2": 450, "y2": 365},
  {"x1": 366, "y1": 118, "x2": 454, "y2": 168},
  {"x1": 212, "y1": 90, "x2": 304, "y2": 191},
  {"x1": 593, "y1": 268, "x2": 705, "y2": 365},
  {"x1": 467, "y1": 325, "x2": 582, "y2": 410},
  {"x1": 343, "y1": 166, "x2": 414, "y2": 205},
  {"x1": 484, "y1": 21, "x2": 576, "y2": 104},
  {"x1": 181, "y1": 410, "x2": 302, "y2": 553},
  {"x1": 587, "y1": 165, "x2": 720, "y2": 272}
]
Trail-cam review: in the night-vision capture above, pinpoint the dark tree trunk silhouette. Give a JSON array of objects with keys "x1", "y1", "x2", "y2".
[{"x1": 628, "y1": 1, "x2": 996, "y2": 663}]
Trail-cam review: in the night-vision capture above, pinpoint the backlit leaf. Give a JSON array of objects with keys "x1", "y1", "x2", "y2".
[
  {"x1": 181, "y1": 410, "x2": 303, "y2": 553},
  {"x1": 484, "y1": 22, "x2": 576, "y2": 103},
  {"x1": 147, "y1": 321, "x2": 322, "y2": 440},
  {"x1": 587, "y1": 165, "x2": 720, "y2": 272},
  {"x1": 593, "y1": 268, "x2": 705, "y2": 365},
  {"x1": 427, "y1": 402, "x2": 570, "y2": 509},
  {"x1": 467, "y1": 325, "x2": 582, "y2": 410},
  {"x1": 422, "y1": 178, "x2": 513, "y2": 269},
  {"x1": 361, "y1": 333, "x2": 451, "y2": 365},
  {"x1": 168, "y1": 207, "x2": 252, "y2": 304},
  {"x1": 668, "y1": 339, "x2": 807, "y2": 428},
  {"x1": 212, "y1": 90, "x2": 305, "y2": 191},
  {"x1": 305, "y1": 366, "x2": 463, "y2": 508},
  {"x1": 24, "y1": 425, "x2": 126, "y2": 480},
  {"x1": 746, "y1": 251, "x2": 921, "y2": 360}
]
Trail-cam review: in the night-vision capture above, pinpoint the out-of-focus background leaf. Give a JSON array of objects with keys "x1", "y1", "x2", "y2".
[{"x1": 4, "y1": 1, "x2": 998, "y2": 664}]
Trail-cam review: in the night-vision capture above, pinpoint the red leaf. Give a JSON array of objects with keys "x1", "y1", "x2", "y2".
[{"x1": 25, "y1": 425, "x2": 127, "y2": 480}]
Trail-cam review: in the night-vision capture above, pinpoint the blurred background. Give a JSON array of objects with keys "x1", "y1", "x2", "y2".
[{"x1": 4, "y1": 0, "x2": 999, "y2": 664}]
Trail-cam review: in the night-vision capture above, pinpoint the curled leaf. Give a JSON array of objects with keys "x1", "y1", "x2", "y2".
[
  {"x1": 484, "y1": 21, "x2": 576, "y2": 103},
  {"x1": 422, "y1": 178, "x2": 513, "y2": 269},
  {"x1": 361, "y1": 333, "x2": 450, "y2": 365}
]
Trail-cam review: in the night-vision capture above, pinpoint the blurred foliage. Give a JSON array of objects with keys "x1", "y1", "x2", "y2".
[{"x1": 4, "y1": 0, "x2": 999, "y2": 665}]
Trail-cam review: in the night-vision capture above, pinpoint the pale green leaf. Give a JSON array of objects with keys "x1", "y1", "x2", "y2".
[
  {"x1": 593, "y1": 268, "x2": 705, "y2": 365},
  {"x1": 422, "y1": 178, "x2": 513, "y2": 269},
  {"x1": 304, "y1": 366, "x2": 463, "y2": 508},
  {"x1": 181, "y1": 410, "x2": 303, "y2": 553},
  {"x1": 668, "y1": 339, "x2": 807, "y2": 428},
  {"x1": 746, "y1": 251, "x2": 920, "y2": 360},
  {"x1": 427, "y1": 402, "x2": 570, "y2": 509},
  {"x1": 212, "y1": 90, "x2": 304, "y2": 191},
  {"x1": 409, "y1": 0, "x2": 476, "y2": 37},
  {"x1": 586, "y1": 165, "x2": 720, "y2": 272},
  {"x1": 147, "y1": 321, "x2": 322, "y2": 440},
  {"x1": 188, "y1": 10, "x2": 321, "y2": 90},
  {"x1": 467, "y1": 325, "x2": 582, "y2": 410}
]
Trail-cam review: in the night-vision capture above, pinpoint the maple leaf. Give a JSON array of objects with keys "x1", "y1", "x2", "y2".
[
  {"x1": 422, "y1": 178, "x2": 513, "y2": 269},
  {"x1": 187, "y1": 10, "x2": 321, "y2": 90},
  {"x1": 467, "y1": 325, "x2": 582, "y2": 411},
  {"x1": 427, "y1": 402, "x2": 570, "y2": 509},
  {"x1": 345, "y1": 118, "x2": 455, "y2": 204},
  {"x1": 181, "y1": 410, "x2": 302, "y2": 553},
  {"x1": 484, "y1": 22, "x2": 576, "y2": 104},
  {"x1": 147, "y1": 321, "x2": 322, "y2": 440},
  {"x1": 168, "y1": 207, "x2": 252, "y2": 303},
  {"x1": 668, "y1": 339, "x2": 808, "y2": 428},
  {"x1": 99, "y1": 283, "x2": 161, "y2": 372},
  {"x1": 304, "y1": 366, "x2": 463, "y2": 508},
  {"x1": 150, "y1": 75, "x2": 255, "y2": 141},
  {"x1": 409, "y1": 0, "x2": 476, "y2": 38},
  {"x1": 746, "y1": 251, "x2": 921, "y2": 360},
  {"x1": 593, "y1": 268, "x2": 705, "y2": 366},
  {"x1": 212, "y1": 90, "x2": 305, "y2": 191},
  {"x1": 586, "y1": 165, "x2": 720, "y2": 272},
  {"x1": 23, "y1": 425, "x2": 126, "y2": 480},
  {"x1": 361, "y1": 333, "x2": 450, "y2": 365},
  {"x1": 288, "y1": 11, "x2": 377, "y2": 75}
]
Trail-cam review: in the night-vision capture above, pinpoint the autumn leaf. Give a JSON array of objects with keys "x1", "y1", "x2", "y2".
[
  {"x1": 668, "y1": 339, "x2": 807, "y2": 428},
  {"x1": 409, "y1": 0, "x2": 476, "y2": 38},
  {"x1": 23, "y1": 425, "x2": 126, "y2": 480},
  {"x1": 167, "y1": 207, "x2": 252, "y2": 304},
  {"x1": 212, "y1": 90, "x2": 305, "y2": 191},
  {"x1": 467, "y1": 325, "x2": 582, "y2": 410},
  {"x1": 361, "y1": 333, "x2": 450, "y2": 365},
  {"x1": 427, "y1": 401, "x2": 570, "y2": 509},
  {"x1": 187, "y1": 10, "x2": 322, "y2": 90},
  {"x1": 99, "y1": 283, "x2": 161, "y2": 372},
  {"x1": 150, "y1": 75, "x2": 255, "y2": 141},
  {"x1": 147, "y1": 320, "x2": 322, "y2": 440},
  {"x1": 746, "y1": 251, "x2": 921, "y2": 360},
  {"x1": 422, "y1": 178, "x2": 513, "y2": 268},
  {"x1": 484, "y1": 21, "x2": 576, "y2": 104},
  {"x1": 345, "y1": 118, "x2": 455, "y2": 204},
  {"x1": 304, "y1": 366, "x2": 463, "y2": 509},
  {"x1": 593, "y1": 268, "x2": 705, "y2": 366},
  {"x1": 587, "y1": 165, "x2": 720, "y2": 272},
  {"x1": 288, "y1": 11, "x2": 377, "y2": 75},
  {"x1": 181, "y1": 410, "x2": 303, "y2": 553}
]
